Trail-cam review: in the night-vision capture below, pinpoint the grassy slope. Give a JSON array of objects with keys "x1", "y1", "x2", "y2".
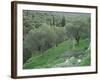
[{"x1": 23, "y1": 39, "x2": 90, "y2": 69}]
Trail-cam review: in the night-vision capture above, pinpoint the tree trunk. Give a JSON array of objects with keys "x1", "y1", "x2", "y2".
[{"x1": 75, "y1": 35, "x2": 80, "y2": 45}]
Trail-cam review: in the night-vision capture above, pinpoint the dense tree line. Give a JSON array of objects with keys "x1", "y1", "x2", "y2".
[{"x1": 23, "y1": 10, "x2": 91, "y2": 63}]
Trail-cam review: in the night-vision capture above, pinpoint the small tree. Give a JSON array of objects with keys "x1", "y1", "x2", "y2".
[
  {"x1": 61, "y1": 16, "x2": 66, "y2": 27},
  {"x1": 65, "y1": 18, "x2": 88, "y2": 46}
]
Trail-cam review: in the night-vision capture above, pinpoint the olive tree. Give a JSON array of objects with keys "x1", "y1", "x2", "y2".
[{"x1": 65, "y1": 17, "x2": 90, "y2": 47}]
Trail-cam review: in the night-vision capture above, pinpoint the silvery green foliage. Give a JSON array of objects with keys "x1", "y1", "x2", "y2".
[{"x1": 23, "y1": 10, "x2": 90, "y2": 65}]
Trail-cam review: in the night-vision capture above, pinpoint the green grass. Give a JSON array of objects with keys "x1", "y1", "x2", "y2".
[
  {"x1": 23, "y1": 39, "x2": 90, "y2": 69},
  {"x1": 80, "y1": 55, "x2": 91, "y2": 66},
  {"x1": 75, "y1": 38, "x2": 89, "y2": 50}
]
